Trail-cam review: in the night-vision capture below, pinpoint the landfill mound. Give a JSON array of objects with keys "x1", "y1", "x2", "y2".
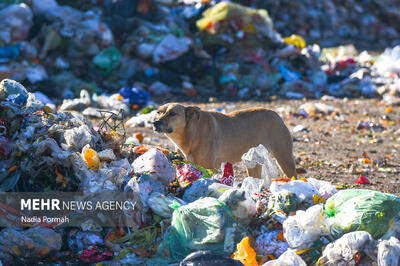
[
  {"x1": 1, "y1": 79, "x2": 400, "y2": 265},
  {"x1": 0, "y1": 0, "x2": 399, "y2": 104}
]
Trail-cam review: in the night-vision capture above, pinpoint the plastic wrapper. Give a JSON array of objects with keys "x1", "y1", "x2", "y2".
[
  {"x1": 317, "y1": 231, "x2": 377, "y2": 266},
  {"x1": 157, "y1": 197, "x2": 247, "y2": 259},
  {"x1": 219, "y1": 189, "x2": 257, "y2": 225},
  {"x1": 148, "y1": 192, "x2": 186, "y2": 218},
  {"x1": 241, "y1": 144, "x2": 278, "y2": 187},
  {"x1": 132, "y1": 148, "x2": 175, "y2": 185},
  {"x1": 283, "y1": 34, "x2": 306, "y2": 49},
  {"x1": 283, "y1": 204, "x2": 328, "y2": 250},
  {"x1": 263, "y1": 249, "x2": 306, "y2": 266},
  {"x1": 180, "y1": 250, "x2": 244, "y2": 266},
  {"x1": 0, "y1": 227, "x2": 62, "y2": 263},
  {"x1": 324, "y1": 189, "x2": 400, "y2": 239},
  {"x1": 183, "y1": 178, "x2": 215, "y2": 203},
  {"x1": 82, "y1": 144, "x2": 100, "y2": 170},
  {"x1": 255, "y1": 230, "x2": 288, "y2": 258},
  {"x1": 232, "y1": 236, "x2": 258, "y2": 266},
  {"x1": 270, "y1": 179, "x2": 320, "y2": 204},
  {"x1": 377, "y1": 237, "x2": 400, "y2": 266},
  {"x1": 175, "y1": 161, "x2": 213, "y2": 188},
  {"x1": 220, "y1": 162, "x2": 234, "y2": 186}
]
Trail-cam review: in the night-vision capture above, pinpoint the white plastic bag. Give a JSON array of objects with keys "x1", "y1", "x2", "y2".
[
  {"x1": 241, "y1": 176, "x2": 264, "y2": 195},
  {"x1": 283, "y1": 204, "x2": 328, "y2": 250},
  {"x1": 241, "y1": 144, "x2": 278, "y2": 187},
  {"x1": 263, "y1": 249, "x2": 306, "y2": 266},
  {"x1": 307, "y1": 178, "x2": 337, "y2": 199},
  {"x1": 132, "y1": 148, "x2": 175, "y2": 185},
  {"x1": 318, "y1": 231, "x2": 377, "y2": 266},
  {"x1": 377, "y1": 237, "x2": 400, "y2": 266},
  {"x1": 270, "y1": 179, "x2": 320, "y2": 204},
  {"x1": 218, "y1": 189, "x2": 256, "y2": 225}
]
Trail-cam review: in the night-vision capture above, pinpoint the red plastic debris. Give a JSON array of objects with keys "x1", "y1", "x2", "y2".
[
  {"x1": 79, "y1": 245, "x2": 113, "y2": 263},
  {"x1": 355, "y1": 176, "x2": 370, "y2": 184},
  {"x1": 176, "y1": 163, "x2": 203, "y2": 188},
  {"x1": 220, "y1": 162, "x2": 233, "y2": 186}
]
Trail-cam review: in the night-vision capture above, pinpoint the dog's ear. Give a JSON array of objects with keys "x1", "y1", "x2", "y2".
[{"x1": 185, "y1": 106, "x2": 200, "y2": 121}]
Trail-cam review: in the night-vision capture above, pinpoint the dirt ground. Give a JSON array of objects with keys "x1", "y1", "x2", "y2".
[{"x1": 122, "y1": 98, "x2": 400, "y2": 195}]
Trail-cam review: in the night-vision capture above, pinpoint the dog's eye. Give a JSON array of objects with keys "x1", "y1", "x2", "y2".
[{"x1": 169, "y1": 112, "x2": 176, "y2": 117}]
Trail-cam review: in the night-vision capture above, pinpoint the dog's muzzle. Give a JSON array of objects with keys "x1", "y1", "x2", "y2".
[{"x1": 153, "y1": 120, "x2": 173, "y2": 133}]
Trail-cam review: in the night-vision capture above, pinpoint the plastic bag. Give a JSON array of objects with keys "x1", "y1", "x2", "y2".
[
  {"x1": 377, "y1": 237, "x2": 400, "y2": 266},
  {"x1": 196, "y1": 2, "x2": 280, "y2": 43},
  {"x1": 183, "y1": 178, "x2": 215, "y2": 203},
  {"x1": 125, "y1": 174, "x2": 164, "y2": 210},
  {"x1": 181, "y1": 250, "x2": 244, "y2": 266},
  {"x1": 219, "y1": 189, "x2": 256, "y2": 225},
  {"x1": 148, "y1": 192, "x2": 186, "y2": 218},
  {"x1": 263, "y1": 249, "x2": 306, "y2": 266},
  {"x1": 307, "y1": 178, "x2": 337, "y2": 200},
  {"x1": 241, "y1": 176, "x2": 264, "y2": 196},
  {"x1": 153, "y1": 34, "x2": 191, "y2": 64},
  {"x1": 255, "y1": 230, "x2": 288, "y2": 258},
  {"x1": 132, "y1": 148, "x2": 175, "y2": 185},
  {"x1": 317, "y1": 231, "x2": 377, "y2": 266},
  {"x1": 157, "y1": 197, "x2": 247, "y2": 259},
  {"x1": 232, "y1": 236, "x2": 258, "y2": 266},
  {"x1": 118, "y1": 87, "x2": 150, "y2": 108},
  {"x1": 324, "y1": 189, "x2": 400, "y2": 239},
  {"x1": 207, "y1": 182, "x2": 234, "y2": 198},
  {"x1": 241, "y1": 144, "x2": 278, "y2": 187},
  {"x1": 270, "y1": 179, "x2": 319, "y2": 204},
  {"x1": 283, "y1": 34, "x2": 306, "y2": 49},
  {"x1": 92, "y1": 47, "x2": 121, "y2": 75},
  {"x1": 283, "y1": 204, "x2": 328, "y2": 250}
]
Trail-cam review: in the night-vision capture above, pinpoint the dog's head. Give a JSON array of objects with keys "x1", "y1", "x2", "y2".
[{"x1": 153, "y1": 103, "x2": 200, "y2": 134}]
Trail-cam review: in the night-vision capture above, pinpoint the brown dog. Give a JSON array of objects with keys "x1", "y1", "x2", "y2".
[{"x1": 153, "y1": 103, "x2": 297, "y2": 178}]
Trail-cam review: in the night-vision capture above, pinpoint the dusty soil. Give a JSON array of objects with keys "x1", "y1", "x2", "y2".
[{"x1": 122, "y1": 98, "x2": 400, "y2": 195}]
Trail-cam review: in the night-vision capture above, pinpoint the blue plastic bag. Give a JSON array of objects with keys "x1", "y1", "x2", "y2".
[{"x1": 118, "y1": 87, "x2": 150, "y2": 108}]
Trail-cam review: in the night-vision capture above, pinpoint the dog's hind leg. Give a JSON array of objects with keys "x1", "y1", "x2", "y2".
[{"x1": 246, "y1": 164, "x2": 262, "y2": 179}]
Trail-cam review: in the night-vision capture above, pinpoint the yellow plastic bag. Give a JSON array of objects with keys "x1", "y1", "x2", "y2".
[
  {"x1": 232, "y1": 236, "x2": 258, "y2": 266},
  {"x1": 82, "y1": 145, "x2": 100, "y2": 170},
  {"x1": 283, "y1": 34, "x2": 306, "y2": 49}
]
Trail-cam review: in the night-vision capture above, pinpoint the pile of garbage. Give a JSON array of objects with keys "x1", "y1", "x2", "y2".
[
  {"x1": 0, "y1": 0, "x2": 400, "y2": 106},
  {"x1": 1, "y1": 79, "x2": 400, "y2": 265}
]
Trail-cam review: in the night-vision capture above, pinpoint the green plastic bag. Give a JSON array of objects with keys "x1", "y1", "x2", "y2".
[
  {"x1": 157, "y1": 197, "x2": 247, "y2": 260},
  {"x1": 92, "y1": 47, "x2": 121, "y2": 75},
  {"x1": 324, "y1": 189, "x2": 400, "y2": 239}
]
